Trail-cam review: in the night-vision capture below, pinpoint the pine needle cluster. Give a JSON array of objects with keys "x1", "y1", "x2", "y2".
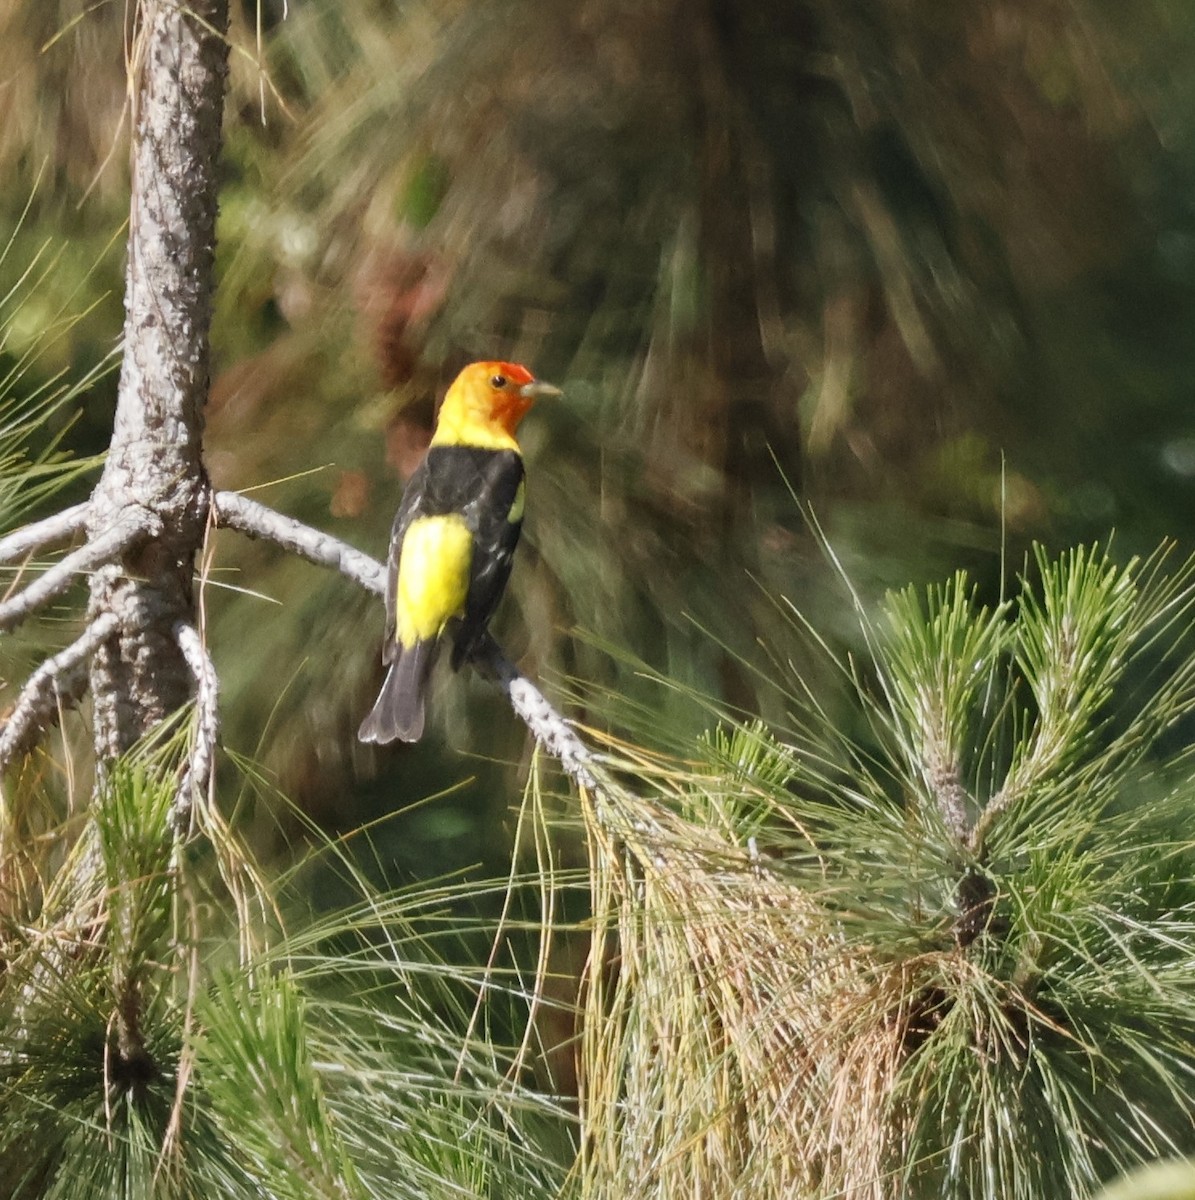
[
  {"x1": 0, "y1": 728, "x2": 572, "y2": 1199},
  {"x1": 573, "y1": 544, "x2": 1195, "y2": 1199}
]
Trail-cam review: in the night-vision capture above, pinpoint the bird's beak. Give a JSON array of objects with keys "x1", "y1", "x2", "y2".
[{"x1": 519, "y1": 380, "x2": 562, "y2": 400}]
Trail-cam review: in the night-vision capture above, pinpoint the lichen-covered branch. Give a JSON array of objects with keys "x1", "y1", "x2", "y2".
[
  {"x1": 0, "y1": 516, "x2": 147, "y2": 634},
  {"x1": 2, "y1": 478, "x2": 601, "y2": 815},
  {"x1": 471, "y1": 634, "x2": 600, "y2": 793},
  {"x1": 213, "y1": 498, "x2": 602, "y2": 793},
  {"x1": 0, "y1": 502, "x2": 89, "y2": 566},
  {"x1": 0, "y1": 613, "x2": 120, "y2": 764},
  {"x1": 212, "y1": 490, "x2": 386, "y2": 596},
  {"x1": 171, "y1": 620, "x2": 219, "y2": 835}
]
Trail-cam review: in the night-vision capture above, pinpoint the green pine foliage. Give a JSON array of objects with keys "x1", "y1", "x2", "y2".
[
  {"x1": 0, "y1": 730, "x2": 574, "y2": 1200},
  {"x1": 573, "y1": 543, "x2": 1195, "y2": 1199},
  {"x1": 0, "y1": 202, "x2": 110, "y2": 532}
]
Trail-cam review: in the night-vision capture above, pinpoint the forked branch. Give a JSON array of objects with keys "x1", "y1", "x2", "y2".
[
  {"x1": 0, "y1": 514, "x2": 150, "y2": 633},
  {"x1": 0, "y1": 612, "x2": 119, "y2": 764},
  {"x1": 0, "y1": 502, "x2": 90, "y2": 566},
  {"x1": 1, "y1": 486, "x2": 599, "y2": 805}
]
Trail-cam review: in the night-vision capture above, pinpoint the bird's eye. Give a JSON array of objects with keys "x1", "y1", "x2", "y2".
[{"x1": 490, "y1": 374, "x2": 507, "y2": 389}]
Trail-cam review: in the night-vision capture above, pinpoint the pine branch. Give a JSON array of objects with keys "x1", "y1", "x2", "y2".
[
  {"x1": 968, "y1": 788, "x2": 1009, "y2": 856},
  {"x1": 0, "y1": 502, "x2": 90, "y2": 566},
  {"x1": 0, "y1": 612, "x2": 119, "y2": 763},
  {"x1": 928, "y1": 759, "x2": 971, "y2": 845},
  {"x1": 213, "y1": 491, "x2": 604, "y2": 794},
  {"x1": 0, "y1": 514, "x2": 150, "y2": 633},
  {"x1": 212, "y1": 491, "x2": 385, "y2": 595},
  {"x1": 471, "y1": 634, "x2": 600, "y2": 793},
  {"x1": 1, "y1": 486, "x2": 603, "y2": 805},
  {"x1": 171, "y1": 620, "x2": 219, "y2": 835}
]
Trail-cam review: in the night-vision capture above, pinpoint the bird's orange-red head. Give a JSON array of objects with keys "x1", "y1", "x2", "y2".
[{"x1": 431, "y1": 361, "x2": 561, "y2": 451}]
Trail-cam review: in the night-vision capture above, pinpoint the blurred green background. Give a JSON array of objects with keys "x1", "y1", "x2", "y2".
[{"x1": 4, "y1": 0, "x2": 1195, "y2": 881}]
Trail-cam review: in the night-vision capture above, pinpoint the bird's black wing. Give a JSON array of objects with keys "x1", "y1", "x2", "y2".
[
  {"x1": 461, "y1": 450, "x2": 525, "y2": 646},
  {"x1": 384, "y1": 446, "x2": 524, "y2": 667},
  {"x1": 415, "y1": 447, "x2": 525, "y2": 667},
  {"x1": 380, "y1": 456, "x2": 431, "y2": 664}
]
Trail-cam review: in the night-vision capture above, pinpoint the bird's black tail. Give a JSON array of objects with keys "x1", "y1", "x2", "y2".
[{"x1": 357, "y1": 640, "x2": 437, "y2": 743}]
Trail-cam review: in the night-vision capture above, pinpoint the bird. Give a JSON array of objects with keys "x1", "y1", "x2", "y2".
[{"x1": 358, "y1": 361, "x2": 561, "y2": 744}]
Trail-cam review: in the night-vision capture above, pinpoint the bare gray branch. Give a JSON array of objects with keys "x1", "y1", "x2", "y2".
[
  {"x1": 213, "y1": 490, "x2": 386, "y2": 596},
  {"x1": 473, "y1": 635, "x2": 601, "y2": 792},
  {"x1": 171, "y1": 620, "x2": 220, "y2": 835},
  {"x1": 0, "y1": 503, "x2": 90, "y2": 566},
  {"x1": 0, "y1": 612, "x2": 119, "y2": 763},
  {"x1": 0, "y1": 515, "x2": 149, "y2": 634},
  {"x1": 213, "y1": 493, "x2": 600, "y2": 790}
]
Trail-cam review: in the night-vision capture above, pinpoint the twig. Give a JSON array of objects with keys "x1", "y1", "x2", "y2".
[
  {"x1": 212, "y1": 490, "x2": 385, "y2": 596},
  {"x1": 472, "y1": 634, "x2": 600, "y2": 793},
  {"x1": 213, "y1": 491, "x2": 603, "y2": 792},
  {"x1": 0, "y1": 514, "x2": 150, "y2": 633},
  {"x1": 0, "y1": 502, "x2": 90, "y2": 566},
  {"x1": 3, "y1": 490, "x2": 609, "y2": 824},
  {"x1": 171, "y1": 620, "x2": 220, "y2": 836},
  {"x1": 0, "y1": 612, "x2": 119, "y2": 763}
]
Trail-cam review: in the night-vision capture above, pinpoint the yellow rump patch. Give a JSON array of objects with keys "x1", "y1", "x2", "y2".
[
  {"x1": 396, "y1": 515, "x2": 473, "y2": 644},
  {"x1": 507, "y1": 480, "x2": 525, "y2": 524}
]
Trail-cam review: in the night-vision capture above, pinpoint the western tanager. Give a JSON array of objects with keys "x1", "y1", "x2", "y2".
[{"x1": 358, "y1": 361, "x2": 560, "y2": 743}]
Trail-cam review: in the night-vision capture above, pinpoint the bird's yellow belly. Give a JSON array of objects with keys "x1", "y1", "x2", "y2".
[{"x1": 396, "y1": 515, "x2": 473, "y2": 644}]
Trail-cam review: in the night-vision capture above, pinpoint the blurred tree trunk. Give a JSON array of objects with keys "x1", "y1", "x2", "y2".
[{"x1": 86, "y1": 0, "x2": 230, "y2": 761}]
